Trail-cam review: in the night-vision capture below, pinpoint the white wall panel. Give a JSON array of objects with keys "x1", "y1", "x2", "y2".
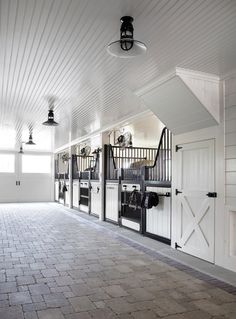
[
  {"x1": 225, "y1": 79, "x2": 236, "y2": 212},
  {"x1": 226, "y1": 172, "x2": 236, "y2": 185},
  {"x1": 225, "y1": 105, "x2": 236, "y2": 120},
  {"x1": 55, "y1": 181, "x2": 59, "y2": 201},
  {"x1": 225, "y1": 93, "x2": 236, "y2": 109},
  {"x1": 226, "y1": 159, "x2": 236, "y2": 172},
  {"x1": 224, "y1": 75, "x2": 236, "y2": 272},
  {"x1": 90, "y1": 181, "x2": 101, "y2": 218},
  {"x1": 225, "y1": 119, "x2": 236, "y2": 134},
  {"x1": 146, "y1": 187, "x2": 171, "y2": 239},
  {"x1": 226, "y1": 185, "x2": 236, "y2": 198},
  {"x1": 105, "y1": 183, "x2": 119, "y2": 223},
  {"x1": 225, "y1": 146, "x2": 236, "y2": 159},
  {"x1": 229, "y1": 210, "x2": 236, "y2": 256},
  {"x1": 226, "y1": 197, "x2": 236, "y2": 207},
  {"x1": 225, "y1": 132, "x2": 236, "y2": 146},
  {"x1": 72, "y1": 180, "x2": 79, "y2": 208}
]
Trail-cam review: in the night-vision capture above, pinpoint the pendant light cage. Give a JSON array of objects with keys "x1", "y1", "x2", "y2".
[
  {"x1": 107, "y1": 16, "x2": 147, "y2": 58},
  {"x1": 42, "y1": 96, "x2": 59, "y2": 126},
  {"x1": 26, "y1": 124, "x2": 36, "y2": 145}
]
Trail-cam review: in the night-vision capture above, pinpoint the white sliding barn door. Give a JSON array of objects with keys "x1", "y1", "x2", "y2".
[
  {"x1": 0, "y1": 152, "x2": 53, "y2": 203},
  {"x1": 175, "y1": 139, "x2": 215, "y2": 263}
]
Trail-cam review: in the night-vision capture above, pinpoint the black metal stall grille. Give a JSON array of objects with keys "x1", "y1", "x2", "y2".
[
  {"x1": 145, "y1": 128, "x2": 172, "y2": 183},
  {"x1": 72, "y1": 154, "x2": 99, "y2": 180},
  {"x1": 105, "y1": 127, "x2": 172, "y2": 183},
  {"x1": 55, "y1": 155, "x2": 69, "y2": 180},
  {"x1": 105, "y1": 145, "x2": 157, "y2": 181}
]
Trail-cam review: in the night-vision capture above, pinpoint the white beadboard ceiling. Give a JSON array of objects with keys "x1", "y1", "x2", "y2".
[{"x1": 0, "y1": 0, "x2": 236, "y2": 151}]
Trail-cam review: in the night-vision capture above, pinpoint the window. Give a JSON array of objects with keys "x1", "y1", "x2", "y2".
[
  {"x1": 0, "y1": 154, "x2": 15, "y2": 173},
  {"x1": 22, "y1": 155, "x2": 51, "y2": 174}
]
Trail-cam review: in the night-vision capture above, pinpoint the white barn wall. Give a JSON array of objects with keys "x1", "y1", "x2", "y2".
[
  {"x1": 171, "y1": 75, "x2": 236, "y2": 272},
  {"x1": 223, "y1": 73, "x2": 236, "y2": 271}
]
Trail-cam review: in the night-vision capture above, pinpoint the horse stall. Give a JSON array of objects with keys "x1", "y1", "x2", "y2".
[
  {"x1": 90, "y1": 149, "x2": 101, "y2": 218},
  {"x1": 105, "y1": 127, "x2": 172, "y2": 244},
  {"x1": 54, "y1": 152, "x2": 69, "y2": 206},
  {"x1": 72, "y1": 148, "x2": 101, "y2": 216},
  {"x1": 72, "y1": 154, "x2": 93, "y2": 213}
]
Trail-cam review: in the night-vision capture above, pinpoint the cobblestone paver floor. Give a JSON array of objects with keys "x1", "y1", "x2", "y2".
[{"x1": 0, "y1": 203, "x2": 235, "y2": 319}]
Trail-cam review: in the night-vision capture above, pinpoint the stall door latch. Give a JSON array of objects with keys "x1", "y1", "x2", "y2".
[
  {"x1": 175, "y1": 242, "x2": 182, "y2": 249},
  {"x1": 175, "y1": 189, "x2": 182, "y2": 196},
  {"x1": 206, "y1": 192, "x2": 217, "y2": 198},
  {"x1": 175, "y1": 145, "x2": 183, "y2": 152}
]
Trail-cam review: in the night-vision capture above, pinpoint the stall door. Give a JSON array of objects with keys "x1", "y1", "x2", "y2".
[{"x1": 175, "y1": 139, "x2": 215, "y2": 263}]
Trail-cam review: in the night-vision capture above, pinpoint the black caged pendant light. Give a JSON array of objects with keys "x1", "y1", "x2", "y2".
[
  {"x1": 26, "y1": 126, "x2": 36, "y2": 145},
  {"x1": 107, "y1": 16, "x2": 147, "y2": 58},
  {"x1": 42, "y1": 97, "x2": 59, "y2": 126},
  {"x1": 26, "y1": 133, "x2": 35, "y2": 145},
  {"x1": 19, "y1": 144, "x2": 24, "y2": 154}
]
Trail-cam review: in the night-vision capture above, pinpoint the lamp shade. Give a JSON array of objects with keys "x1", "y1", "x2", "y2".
[
  {"x1": 107, "y1": 39, "x2": 147, "y2": 58},
  {"x1": 107, "y1": 16, "x2": 147, "y2": 58},
  {"x1": 19, "y1": 146, "x2": 24, "y2": 154},
  {"x1": 26, "y1": 133, "x2": 36, "y2": 145},
  {"x1": 42, "y1": 109, "x2": 58, "y2": 126}
]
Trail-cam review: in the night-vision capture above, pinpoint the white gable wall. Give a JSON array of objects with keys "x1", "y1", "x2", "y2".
[{"x1": 224, "y1": 73, "x2": 236, "y2": 271}]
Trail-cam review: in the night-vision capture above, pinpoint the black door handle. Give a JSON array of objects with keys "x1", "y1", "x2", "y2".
[
  {"x1": 175, "y1": 189, "x2": 182, "y2": 196},
  {"x1": 175, "y1": 242, "x2": 182, "y2": 249},
  {"x1": 206, "y1": 192, "x2": 217, "y2": 198}
]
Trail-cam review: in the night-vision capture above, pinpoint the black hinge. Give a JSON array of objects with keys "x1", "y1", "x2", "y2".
[
  {"x1": 175, "y1": 242, "x2": 182, "y2": 249},
  {"x1": 206, "y1": 192, "x2": 217, "y2": 198},
  {"x1": 175, "y1": 145, "x2": 183, "y2": 152},
  {"x1": 175, "y1": 189, "x2": 182, "y2": 196}
]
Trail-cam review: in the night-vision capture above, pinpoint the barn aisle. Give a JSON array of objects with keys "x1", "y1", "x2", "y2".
[{"x1": 0, "y1": 203, "x2": 235, "y2": 319}]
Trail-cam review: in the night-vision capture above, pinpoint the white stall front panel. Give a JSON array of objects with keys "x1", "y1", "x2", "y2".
[
  {"x1": 105, "y1": 183, "x2": 119, "y2": 223},
  {"x1": 146, "y1": 187, "x2": 171, "y2": 240},
  {"x1": 72, "y1": 180, "x2": 79, "y2": 208},
  {"x1": 91, "y1": 181, "x2": 101, "y2": 218},
  {"x1": 55, "y1": 181, "x2": 59, "y2": 201}
]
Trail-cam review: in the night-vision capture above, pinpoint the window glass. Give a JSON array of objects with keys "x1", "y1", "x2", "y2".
[
  {"x1": 22, "y1": 155, "x2": 51, "y2": 174},
  {"x1": 0, "y1": 154, "x2": 15, "y2": 173}
]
